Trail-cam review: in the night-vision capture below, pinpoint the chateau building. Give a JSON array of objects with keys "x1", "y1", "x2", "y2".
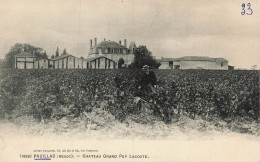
[{"x1": 87, "y1": 38, "x2": 136, "y2": 69}]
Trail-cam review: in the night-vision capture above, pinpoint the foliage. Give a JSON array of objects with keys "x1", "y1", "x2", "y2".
[
  {"x1": 0, "y1": 59, "x2": 6, "y2": 69},
  {"x1": 4, "y1": 43, "x2": 49, "y2": 68},
  {"x1": 130, "y1": 45, "x2": 161, "y2": 69},
  {"x1": 62, "y1": 49, "x2": 67, "y2": 55},
  {"x1": 0, "y1": 69, "x2": 259, "y2": 124},
  {"x1": 55, "y1": 47, "x2": 59, "y2": 57}
]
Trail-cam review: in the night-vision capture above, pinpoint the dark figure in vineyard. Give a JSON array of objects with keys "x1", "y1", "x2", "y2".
[{"x1": 134, "y1": 65, "x2": 157, "y2": 111}]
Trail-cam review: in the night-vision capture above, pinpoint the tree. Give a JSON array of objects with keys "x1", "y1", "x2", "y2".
[
  {"x1": 129, "y1": 45, "x2": 160, "y2": 69},
  {"x1": 42, "y1": 50, "x2": 48, "y2": 59},
  {"x1": 62, "y1": 49, "x2": 67, "y2": 55},
  {"x1": 118, "y1": 58, "x2": 125, "y2": 69},
  {"x1": 0, "y1": 59, "x2": 6, "y2": 69},
  {"x1": 4, "y1": 43, "x2": 49, "y2": 68},
  {"x1": 55, "y1": 47, "x2": 59, "y2": 57},
  {"x1": 252, "y1": 65, "x2": 257, "y2": 70}
]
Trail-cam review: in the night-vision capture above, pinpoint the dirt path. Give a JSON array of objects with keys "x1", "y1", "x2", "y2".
[{"x1": 0, "y1": 120, "x2": 260, "y2": 162}]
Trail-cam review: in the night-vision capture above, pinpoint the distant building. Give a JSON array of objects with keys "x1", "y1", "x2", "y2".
[
  {"x1": 228, "y1": 65, "x2": 234, "y2": 70},
  {"x1": 34, "y1": 59, "x2": 49, "y2": 69},
  {"x1": 158, "y1": 56, "x2": 228, "y2": 70},
  {"x1": 87, "y1": 38, "x2": 136, "y2": 69},
  {"x1": 14, "y1": 51, "x2": 37, "y2": 69},
  {"x1": 13, "y1": 38, "x2": 137, "y2": 70},
  {"x1": 49, "y1": 54, "x2": 84, "y2": 69}
]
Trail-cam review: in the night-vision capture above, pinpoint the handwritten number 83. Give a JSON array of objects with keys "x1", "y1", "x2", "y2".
[{"x1": 241, "y1": 3, "x2": 253, "y2": 15}]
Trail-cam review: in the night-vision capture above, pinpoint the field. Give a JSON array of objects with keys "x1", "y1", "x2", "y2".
[{"x1": 0, "y1": 69, "x2": 259, "y2": 137}]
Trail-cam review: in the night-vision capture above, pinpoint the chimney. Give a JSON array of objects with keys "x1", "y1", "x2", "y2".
[
  {"x1": 124, "y1": 39, "x2": 127, "y2": 48},
  {"x1": 90, "y1": 39, "x2": 92, "y2": 48},
  {"x1": 94, "y1": 38, "x2": 97, "y2": 46},
  {"x1": 119, "y1": 40, "x2": 121, "y2": 45},
  {"x1": 104, "y1": 38, "x2": 106, "y2": 41}
]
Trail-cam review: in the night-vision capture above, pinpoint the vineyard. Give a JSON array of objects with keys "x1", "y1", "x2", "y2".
[{"x1": 0, "y1": 69, "x2": 259, "y2": 136}]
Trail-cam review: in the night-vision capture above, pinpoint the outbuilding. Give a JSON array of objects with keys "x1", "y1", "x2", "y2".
[
  {"x1": 158, "y1": 56, "x2": 228, "y2": 70},
  {"x1": 14, "y1": 51, "x2": 37, "y2": 69},
  {"x1": 50, "y1": 54, "x2": 84, "y2": 69},
  {"x1": 87, "y1": 56, "x2": 116, "y2": 69}
]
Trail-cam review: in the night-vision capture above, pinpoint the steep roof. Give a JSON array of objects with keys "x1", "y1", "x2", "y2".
[
  {"x1": 176, "y1": 56, "x2": 216, "y2": 62},
  {"x1": 51, "y1": 54, "x2": 74, "y2": 60},
  {"x1": 14, "y1": 51, "x2": 36, "y2": 58},
  {"x1": 129, "y1": 42, "x2": 136, "y2": 51},
  {"x1": 157, "y1": 58, "x2": 176, "y2": 62},
  {"x1": 96, "y1": 41, "x2": 126, "y2": 48}
]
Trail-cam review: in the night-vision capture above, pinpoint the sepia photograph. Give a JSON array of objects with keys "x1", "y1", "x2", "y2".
[{"x1": 0, "y1": 0, "x2": 260, "y2": 161}]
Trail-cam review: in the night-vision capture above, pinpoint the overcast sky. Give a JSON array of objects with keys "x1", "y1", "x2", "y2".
[{"x1": 0, "y1": 0, "x2": 259, "y2": 69}]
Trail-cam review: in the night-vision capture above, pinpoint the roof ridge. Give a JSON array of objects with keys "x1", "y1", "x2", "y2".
[
  {"x1": 14, "y1": 51, "x2": 36, "y2": 57},
  {"x1": 96, "y1": 40, "x2": 126, "y2": 48},
  {"x1": 51, "y1": 54, "x2": 73, "y2": 60},
  {"x1": 157, "y1": 56, "x2": 228, "y2": 62}
]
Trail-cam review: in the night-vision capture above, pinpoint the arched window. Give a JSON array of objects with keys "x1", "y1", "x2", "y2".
[{"x1": 118, "y1": 58, "x2": 125, "y2": 69}]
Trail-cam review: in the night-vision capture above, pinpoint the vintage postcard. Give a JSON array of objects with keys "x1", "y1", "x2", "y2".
[{"x1": 0, "y1": 0, "x2": 260, "y2": 161}]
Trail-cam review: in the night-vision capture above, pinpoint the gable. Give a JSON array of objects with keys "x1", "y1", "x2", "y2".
[{"x1": 88, "y1": 56, "x2": 116, "y2": 63}]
